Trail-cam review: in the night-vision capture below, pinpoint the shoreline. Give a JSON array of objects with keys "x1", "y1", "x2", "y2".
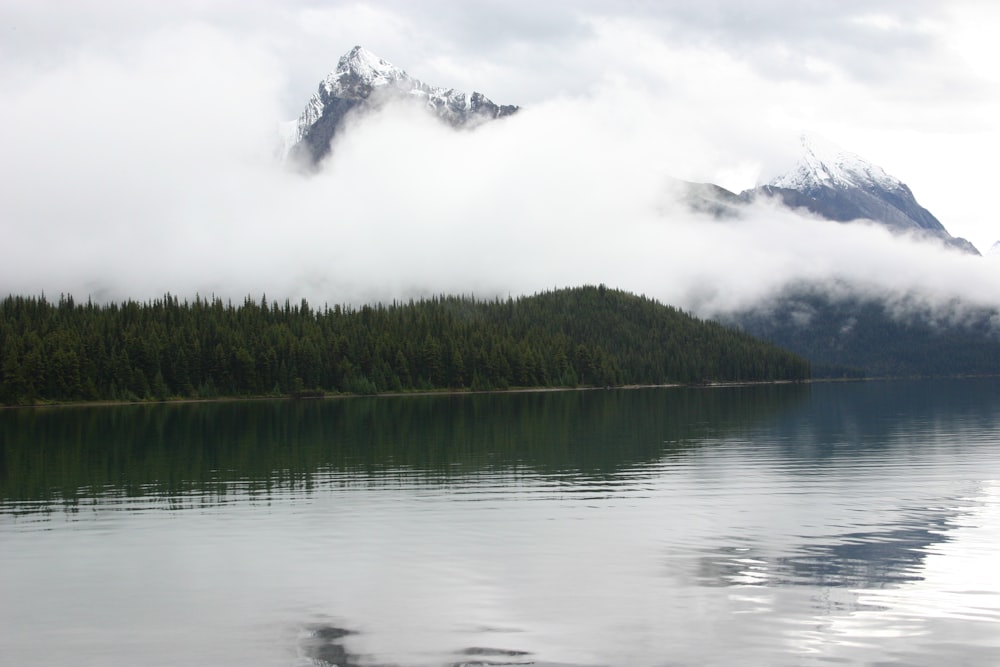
[
  {"x1": 24, "y1": 374, "x2": 1000, "y2": 412},
  {"x1": 0, "y1": 379, "x2": 823, "y2": 411}
]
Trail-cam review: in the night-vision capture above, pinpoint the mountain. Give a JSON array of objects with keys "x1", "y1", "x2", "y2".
[
  {"x1": 726, "y1": 284, "x2": 1000, "y2": 378},
  {"x1": 283, "y1": 46, "x2": 518, "y2": 166},
  {"x1": 677, "y1": 134, "x2": 977, "y2": 254},
  {"x1": 747, "y1": 134, "x2": 979, "y2": 254},
  {"x1": 286, "y1": 52, "x2": 975, "y2": 259},
  {"x1": 673, "y1": 180, "x2": 745, "y2": 219},
  {"x1": 687, "y1": 134, "x2": 993, "y2": 375}
]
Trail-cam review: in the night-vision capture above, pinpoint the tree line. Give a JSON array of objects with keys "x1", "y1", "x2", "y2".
[{"x1": 0, "y1": 285, "x2": 810, "y2": 405}]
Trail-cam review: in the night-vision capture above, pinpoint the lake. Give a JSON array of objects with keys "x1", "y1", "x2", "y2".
[{"x1": 2, "y1": 379, "x2": 1000, "y2": 666}]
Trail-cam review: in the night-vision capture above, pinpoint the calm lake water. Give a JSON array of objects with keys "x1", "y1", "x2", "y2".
[{"x1": 2, "y1": 380, "x2": 1000, "y2": 666}]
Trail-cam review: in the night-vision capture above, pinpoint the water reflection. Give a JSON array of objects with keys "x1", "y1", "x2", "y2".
[
  {"x1": 770, "y1": 378, "x2": 1000, "y2": 461},
  {"x1": 300, "y1": 625, "x2": 386, "y2": 667},
  {"x1": 697, "y1": 505, "x2": 956, "y2": 590},
  {"x1": 0, "y1": 384, "x2": 808, "y2": 505},
  {"x1": 4, "y1": 380, "x2": 1000, "y2": 666},
  {"x1": 300, "y1": 622, "x2": 536, "y2": 667}
]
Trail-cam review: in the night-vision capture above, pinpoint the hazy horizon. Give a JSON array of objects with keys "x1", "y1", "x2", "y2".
[{"x1": 3, "y1": 1, "x2": 1000, "y2": 321}]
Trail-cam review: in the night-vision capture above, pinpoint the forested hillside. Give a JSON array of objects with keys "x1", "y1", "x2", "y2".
[
  {"x1": 0, "y1": 285, "x2": 809, "y2": 405},
  {"x1": 731, "y1": 286, "x2": 1000, "y2": 378}
]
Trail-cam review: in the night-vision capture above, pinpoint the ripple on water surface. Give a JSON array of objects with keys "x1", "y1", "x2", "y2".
[{"x1": 3, "y1": 382, "x2": 1000, "y2": 666}]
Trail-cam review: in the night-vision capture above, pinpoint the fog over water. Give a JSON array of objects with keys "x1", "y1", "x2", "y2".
[{"x1": 3, "y1": 1, "x2": 1000, "y2": 317}]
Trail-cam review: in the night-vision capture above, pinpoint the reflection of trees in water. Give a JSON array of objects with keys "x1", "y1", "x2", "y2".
[
  {"x1": 0, "y1": 384, "x2": 808, "y2": 505},
  {"x1": 7, "y1": 379, "x2": 1000, "y2": 507},
  {"x1": 769, "y1": 378, "x2": 1000, "y2": 462}
]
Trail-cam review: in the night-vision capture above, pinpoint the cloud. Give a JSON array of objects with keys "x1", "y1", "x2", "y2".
[{"x1": 3, "y1": 1, "x2": 1000, "y2": 320}]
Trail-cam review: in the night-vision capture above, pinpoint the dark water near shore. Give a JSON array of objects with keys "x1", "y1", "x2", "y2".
[{"x1": 2, "y1": 380, "x2": 1000, "y2": 666}]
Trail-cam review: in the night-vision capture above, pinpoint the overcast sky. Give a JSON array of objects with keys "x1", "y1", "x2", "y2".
[{"x1": 3, "y1": 1, "x2": 1000, "y2": 314}]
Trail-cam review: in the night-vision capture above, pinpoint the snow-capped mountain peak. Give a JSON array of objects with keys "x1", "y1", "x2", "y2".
[
  {"x1": 768, "y1": 133, "x2": 900, "y2": 192},
  {"x1": 321, "y1": 45, "x2": 410, "y2": 99},
  {"x1": 744, "y1": 132, "x2": 980, "y2": 254},
  {"x1": 285, "y1": 46, "x2": 518, "y2": 166}
]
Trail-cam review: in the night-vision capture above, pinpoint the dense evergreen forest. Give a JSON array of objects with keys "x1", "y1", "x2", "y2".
[{"x1": 0, "y1": 285, "x2": 809, "y2": 405}]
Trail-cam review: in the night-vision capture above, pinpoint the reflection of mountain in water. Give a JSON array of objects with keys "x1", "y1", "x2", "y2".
[
  {"x1": 697, "y1": 505, "x2": 957, "y2": 590},
  {"x1": 0, "y1": 385, "x2": 807, "y2": 505},
  {"x1": 687, "y1": 379, "x2": 1000, "y2": 594}
]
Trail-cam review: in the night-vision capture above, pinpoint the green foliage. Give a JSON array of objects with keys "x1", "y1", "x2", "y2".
[{"x1": 0, "y1": 286, "x2": 809, "y2": 405}]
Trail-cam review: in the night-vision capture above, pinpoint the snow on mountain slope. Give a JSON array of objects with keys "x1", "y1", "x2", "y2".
[
  {"x1": 286, "y1": 46, "x2": 518, "y2": 166},
  {"x1": 751, "y1": 134, "x2": 979, "y2": 255},
  {"x1": 281, "y1": 50, "x2": 978, "y2": 256},
  {"x1": 769, "y1": 133, "x2": 900, "y2": 192}
]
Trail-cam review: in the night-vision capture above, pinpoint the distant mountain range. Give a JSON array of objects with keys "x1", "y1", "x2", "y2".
[
  {"x1": 280, "y1": 46, "x2": 1000, "y2": 378},
  {"x1": 285, "y1": 47, "x2": 976, "y2": 256}
]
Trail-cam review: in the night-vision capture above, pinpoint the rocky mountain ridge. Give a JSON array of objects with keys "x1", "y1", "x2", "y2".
[
  {"x1": 681, "y1": 135, "x2": 978, "y2": 254},
  {"x1": 285, "y1": 48, "x2": 976, "y2": 255},
  {"x1": 284, "y1": 46, "x2": 518, "y2": 166}
]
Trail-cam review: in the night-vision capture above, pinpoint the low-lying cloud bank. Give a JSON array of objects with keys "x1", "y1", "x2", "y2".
[{"x1": 3, "y1": 25, "x2": 1000, "y2": 325}]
